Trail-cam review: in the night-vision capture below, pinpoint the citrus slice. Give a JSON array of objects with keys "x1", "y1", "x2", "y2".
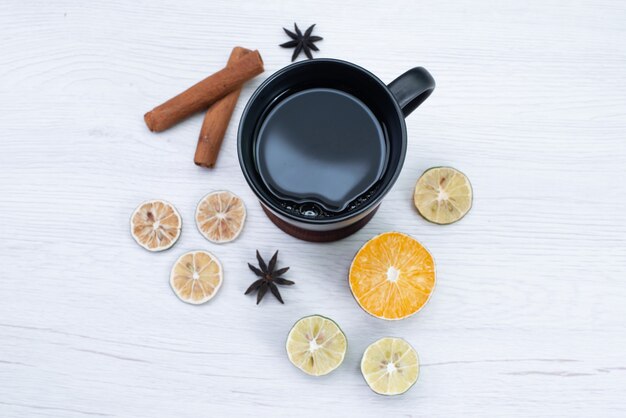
[
  {"x1": 286, "y1": 315, "x2": 347, "y2": 376},
  {"x1": 130, "y1": 200, "x2": 181, "y2": 252},
  {"x1": 349, "y1": 232, "x2": 435, "y2": 320},
  {"x1": 413, "y1": 166, "x2": 473, "y2": 224},
  {"x1": 361, "y1": 337, "x2": 419, "y2": 396},
  {"x1": 169, "y1": 251, "x2": 223, "y2": 304},
  {"x1": 195, "y1": 190, "x2": 246, "y2": 243}
]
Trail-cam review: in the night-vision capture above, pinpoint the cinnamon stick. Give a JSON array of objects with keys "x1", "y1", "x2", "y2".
[
  {"x1": 194, "y1": 47, "x2": 250, "y2": 168},
  {"x1": 144, "y1": 50, "x2": 264, "y2": 132}
]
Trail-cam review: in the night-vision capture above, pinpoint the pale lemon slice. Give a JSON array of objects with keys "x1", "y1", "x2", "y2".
[
  {"x1": 414, "y1": 167, "x2": 473, "y2": 224},
  {"x1": 170, "y1": 251, "x2": 223, "y2": 304},
  {"x1": 130, "y1": 200, "x2": 181, "y2": 251},
  {"x1": 286, "y1": 315, "x2": 347, "y2": 376},
  {"x1": 196, "y1": 191, "x2": 246, "y2": 243},
  {"x1": 361, "y1": 337, "x2": 419, "y2": 396}
]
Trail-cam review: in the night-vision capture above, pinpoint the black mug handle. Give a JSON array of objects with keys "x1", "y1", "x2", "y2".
[{"x1": 388, "y1": 67, "x2": 435, "y2": 117}]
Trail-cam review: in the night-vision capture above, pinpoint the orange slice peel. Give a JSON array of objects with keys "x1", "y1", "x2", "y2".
[{"x1": 349, "y1": 232, "x2": 436, "y2": 320}]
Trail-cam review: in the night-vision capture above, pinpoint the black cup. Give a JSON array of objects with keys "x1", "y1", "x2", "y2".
[{"x1": 238, "y1": 59, "x2": 435, "y2": 242}]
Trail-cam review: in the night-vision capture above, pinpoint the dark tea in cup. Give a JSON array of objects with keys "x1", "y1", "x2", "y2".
[{"x1": 255, "y1": 87, "x2": 388, "y2": 217}]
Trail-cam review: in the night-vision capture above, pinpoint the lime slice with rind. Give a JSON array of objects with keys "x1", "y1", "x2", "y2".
[
  {"x1": 414, "y1": 167, "x2": 473, "y2": 224},
  {"x1": 286, "y1": 315, "x2": 347, "y2": 376},
  {"x1": 361, "y1": 337, "x2": 419, "y2": 395}
]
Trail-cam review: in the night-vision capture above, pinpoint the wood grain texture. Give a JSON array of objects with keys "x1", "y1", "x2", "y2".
[{"x1": 1, "y1": 0, "x2": 625, "y2": 416}]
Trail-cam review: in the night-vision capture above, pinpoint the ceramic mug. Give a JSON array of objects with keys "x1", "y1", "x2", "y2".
[{"x1": 238, "y1": 59, "x2": 435, "y2": 242}]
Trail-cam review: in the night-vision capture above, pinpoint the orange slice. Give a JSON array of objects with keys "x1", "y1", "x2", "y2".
[
  {"x1": 196, "y1": 191, "x2": 246, "y2": 243},
  {"x1": 170, "y1": 250, "x2": 223, "y2": 304},
  {"x1": 349, "y1": 232, "x2": 435, "y2": 320},
  {"x1": 130, "y1": 200, "x2": 181, "y2": 252}
]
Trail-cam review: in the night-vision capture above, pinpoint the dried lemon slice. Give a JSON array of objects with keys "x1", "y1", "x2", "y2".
[
  {"x1": 361, "y1": 337, "x2": 419, "y2": 396},
  {"x1": 349, "y1": 232, "x2": 435, "y2": 320},
  {"x1": 170, "y1": 251, "x2": 223, "y2": 304},
  {"x1": 286, "y1": 315, "x2": 347, "y2": 376},
  {"x1": 130, "y1": 200, "x2": 181, "y2": 252},
  {"x1": 414, "y1": 167, "x2": 473, "y2": 224},
  {"x1": 196, "y1": 191, "x2": 246, "y2": 243}
]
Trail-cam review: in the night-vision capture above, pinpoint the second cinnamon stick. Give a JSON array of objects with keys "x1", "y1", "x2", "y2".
[
  {"x1": 194, "y1": 47, "x2": 250, "y2": 168},
  {"x1": 144, "y1": 50, "x2": 264, "y2": 132}
]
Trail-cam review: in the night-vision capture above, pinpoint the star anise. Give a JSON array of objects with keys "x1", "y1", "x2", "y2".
[
  {"x1": 245, "y1": 250, "x2": 294, "y2": 304},
  {"x1": 280, "y1": 23, "x2": 323, "y2": 61}
]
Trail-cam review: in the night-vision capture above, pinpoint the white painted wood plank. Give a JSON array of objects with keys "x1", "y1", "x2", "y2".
[{"x1": 1, "y1": 0, "x2": 625, "y2": 416}]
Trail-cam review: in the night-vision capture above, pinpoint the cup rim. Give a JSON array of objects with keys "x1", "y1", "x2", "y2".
[{"x1": 237, "y1": 58, "x2": 407, "y2": 225}]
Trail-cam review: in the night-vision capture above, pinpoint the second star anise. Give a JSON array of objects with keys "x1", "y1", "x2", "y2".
[{"x1": 245, "y1": 250, "x2": 294, "y2": 304}]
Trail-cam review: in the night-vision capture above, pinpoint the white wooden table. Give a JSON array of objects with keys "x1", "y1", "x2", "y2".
[{"x1": 1, "y1": 1, "x2": 625, "y2": 416}]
